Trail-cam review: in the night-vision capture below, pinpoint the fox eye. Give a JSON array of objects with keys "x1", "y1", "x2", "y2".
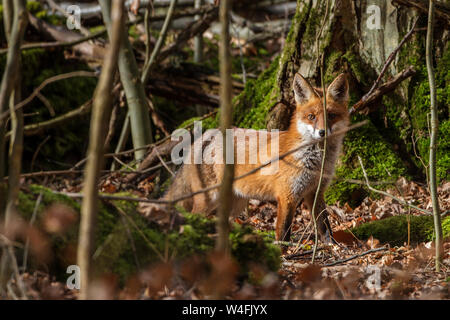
[{"x1": 307, "y1": 114, "x2": 315, "y2": 120}]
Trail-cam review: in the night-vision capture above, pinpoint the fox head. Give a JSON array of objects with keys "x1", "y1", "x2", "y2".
[{"x1": 292, "y1": 73, "x2": 350, "y2": 140}]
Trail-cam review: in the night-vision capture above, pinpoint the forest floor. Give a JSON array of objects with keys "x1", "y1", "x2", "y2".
[
  {"x1": 9, "y1": 177, "x2": 449, "y2": 300},
  {"x1": 246, "y1": 180, "x2": 450, "y2": 300}
]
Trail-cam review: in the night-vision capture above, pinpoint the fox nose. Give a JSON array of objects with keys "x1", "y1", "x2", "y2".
[{"x1": 319, "y1": 129, "x2": 325, "y2": 137}]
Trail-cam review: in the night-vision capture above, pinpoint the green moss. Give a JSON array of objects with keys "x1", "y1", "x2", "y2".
[
  {"x1": 324, "y1": 51, "x2": 343, "y2": 84},
  {"x1": 352, "y1": 214, "x2": 450, "y2": 246},
  {"x1": 351, "y1": 215, "x2": 434, "y2": 246},
  {"x1": 128, "y1": 25, "x2": 140, "y2": 40},
  {"x1": 342, "y1": 50, "x2": 369, "y2": 86},
  {"x1": 230, "y1": 224, "x2": 281, "y2": 273},
  {"x1": 232, "y1": 56, "x2": 280, "y2": 129},
  {"x1": 89, "y1": 25, "x2": 106, "y2": 34}
]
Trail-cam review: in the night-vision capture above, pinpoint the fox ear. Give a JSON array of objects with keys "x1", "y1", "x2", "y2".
[
  {"x1": 327, "y1": 73, "x2": 349, "y2": 104},
  {"x1": 293, "y1": 73, "x2": 316, "y2": 105}
]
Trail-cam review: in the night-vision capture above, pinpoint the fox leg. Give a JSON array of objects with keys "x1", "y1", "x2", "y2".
[
  {"x1": 275, "y1": 197, "x2": 297, "y2": 241},
  {"x1": 304, "y1": 192, "x2": 334, "y2": 244}
]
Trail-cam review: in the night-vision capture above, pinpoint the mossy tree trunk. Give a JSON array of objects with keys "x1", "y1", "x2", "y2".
[{"x1": 230, "y1": 0, "x2": 449, "y2": 206}]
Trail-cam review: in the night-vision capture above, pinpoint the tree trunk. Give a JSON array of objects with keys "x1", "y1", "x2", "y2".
[
  {"x1": 77, "y1": 0, "x2": 124, "y2": 300},
  {"x1": 216, "y1": 0, "x2": 234, "y2": 254},
  {"x1": 425, "y1": 0, "x2": 443, "y2": 272}
]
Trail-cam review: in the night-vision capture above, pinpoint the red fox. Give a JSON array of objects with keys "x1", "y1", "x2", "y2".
[{"x1": 143, "y1": 73, "x2": 350, "y2": 243}]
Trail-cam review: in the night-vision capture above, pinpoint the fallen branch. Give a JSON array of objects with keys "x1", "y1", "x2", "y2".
[
  {"x1": 323, "y1": 247, "x2": 387, "y2": 267},
  {"x1": 284, "y1": 247, "x2": 324, "y2": 259},
  {"x1": 349, "y1": 66, "x2": 416, "y2": 114}
]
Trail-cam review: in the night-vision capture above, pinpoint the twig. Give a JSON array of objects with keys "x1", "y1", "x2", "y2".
[
  {"x1": 231, "y1": 23, "x2": 247, "y2": 85},
  {"x1": 30, "y1": 136, "x2": 50, "y2": 172},
  {"x1": 6, "y1": 84, "x2": 121, "y2": 139},
  {"x1": 154, "y1": 147, "x2": 175, "y2": 177},
  {"x1": 143, "y1": 0, "x2": 154, "y2": 67},
  {"x1": 76, "y1": 0, "x2": 124, "y2": 300},
  {"x1": 75, "y1": 110, "x2": 217, "y2": 172},
  {"x1": 3, "y1": 161, "x2": 169, "y2": 180},
  {"x1": 411, "y1": 129, "x2": 429, "y2": 189},
  {"x1": 104, "y1": 102, "x2": 119, "y2": 151},
  {"x1": 112, "y1": 156, "x2": 136, "y2": 172},
  {"x1": 0, "y1": 26, "x2": 107, "y2": 55},
  {"x1": 36, "y1": 92, "x2": 55, "y2": 117},
  {"x1": 357, "y1": 156, "x2": 431, "y2": 215},
  {"x1": 323, "y1": 247, "x2": 387, "y2": 267},
  {"x1": 141, "y1": 0, "x2": 178, "y2": 85},
  {"x1": 6, "y1": 245, "x2": 28, "y2": 299},
  {"x1": 216, "y1": 0, "x2": 234, "y2": 254},
  {"x1": 310, "y1": 0, "x2": 330, "y2": 263},
  {"x1": 22, "y1": 191, "x2": 43, "y2": 271}
]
